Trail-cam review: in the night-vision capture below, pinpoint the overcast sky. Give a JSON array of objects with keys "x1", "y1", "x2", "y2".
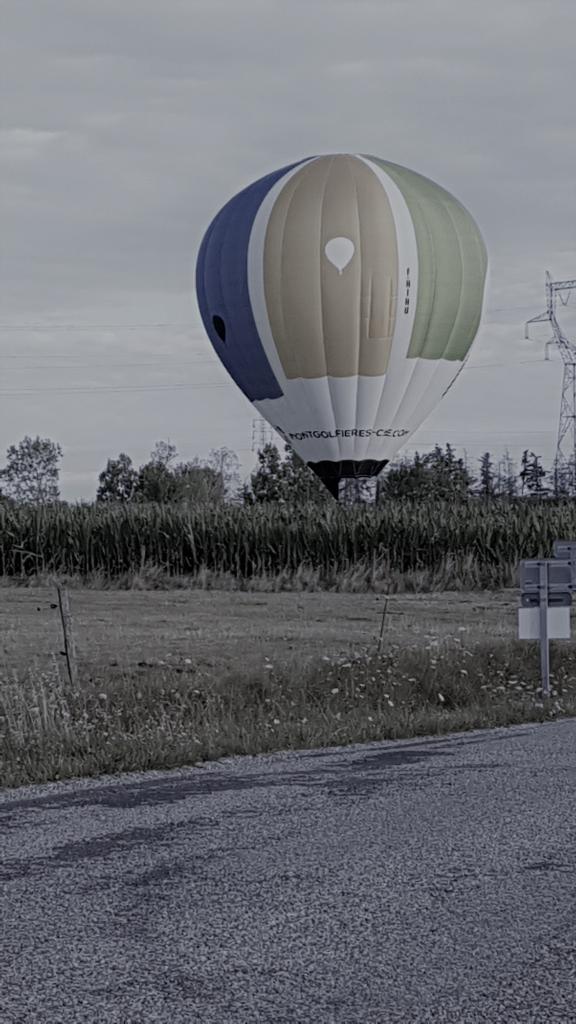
[{"x1": 1, "y1": 0, "x2": 575, "y2": 500}]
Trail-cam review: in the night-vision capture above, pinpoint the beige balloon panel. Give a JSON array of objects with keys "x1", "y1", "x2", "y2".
[
  {"x1": 266, "y1": 230, "x2": 393, "y2": 382},
  {"x1": 262, "y1": 154, "x2": 399, "y2": 382}
]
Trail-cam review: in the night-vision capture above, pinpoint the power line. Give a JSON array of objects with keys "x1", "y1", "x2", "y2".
[
  {"x1": 0, "y1": 323, "x2": 196, "y2": 331},
  {"x1": 0, "y1": 359, "x2": 558, "y2": 396},
  {"x1": 0, "y1": 359, "x2": 218, "y2": 368},
  {"x1": 0, "y1": 357, "x2": 558, "y2": 396},
  {"x1": 0, "y1": 382, "x2": 232, "y2": 396},
  {"x1": 462, "y1": 359, "x2": 555, "y2": 370},
  {"x1": 0, "y1": 356, "x2": 553, "y2": 375},
  {"x1": 0, "y1": 301, "x2": 550, "y2": 331},
  {"x1": 0, "y1": 352, "x2": 561, "y2": 378}
]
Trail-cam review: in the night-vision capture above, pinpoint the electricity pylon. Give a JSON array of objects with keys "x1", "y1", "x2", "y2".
[
  {"x1": 525, "y1": 272, "x2": 576, "y2": 492},
  {"x1": 251, "y1": 417, "x2": 276, "y2": 452}
]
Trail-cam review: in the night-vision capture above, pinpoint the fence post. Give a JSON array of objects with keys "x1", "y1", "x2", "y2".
[
  {"x1": 377, "y1": 594, "x2": 390, "y2": 653},
  {"x1": 56, "y1": 583, "x2": 78, "y2": 688}
]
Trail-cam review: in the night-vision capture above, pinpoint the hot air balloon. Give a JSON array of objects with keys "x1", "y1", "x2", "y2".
[{"x1": 195, "y1": 154, "x2": 487, "y2": 499}]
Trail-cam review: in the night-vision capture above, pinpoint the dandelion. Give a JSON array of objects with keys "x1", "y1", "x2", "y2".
[
  {"x1": 273, "y1": 718, "x2": 280, "y2": 725},
  {"x1": 331, "y1": 688, "x2": 339, "y2": 695},
  {"x1": 184, "y1": 658, "x2": 192, "y2": 665},
  {"x1": 438, "y1": 693, "x2": 445, "y2": 703}
]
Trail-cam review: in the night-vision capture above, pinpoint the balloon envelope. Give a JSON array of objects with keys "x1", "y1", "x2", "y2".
[{"x1": 195, "y1": 154, "x2": 487, "y2": 497}]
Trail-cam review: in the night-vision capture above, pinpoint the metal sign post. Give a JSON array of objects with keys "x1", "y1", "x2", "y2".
[
  {"x1": 539, "y1": 561, "x2": 550, "y2": 698},
  {"x1": 518, "y1": 557, "x2": 572, "y2": 699}
]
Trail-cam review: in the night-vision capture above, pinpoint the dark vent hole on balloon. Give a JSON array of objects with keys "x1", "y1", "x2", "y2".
[{"x1": 212, "y1": 315, "x2": 226, "y2": 343}]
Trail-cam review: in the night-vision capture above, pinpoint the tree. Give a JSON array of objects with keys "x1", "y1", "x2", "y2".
[
  {"x1": 96, "y1": 453, "x2": 138, "y2": 503},
  {"x1": 172, "y1": 459, "x2": 226, "y2": 504},
  {"x1": 281, "y1": 446, "x2": 330, "y2": 503},
  {"x1": 133, "y1": 460, "x2": 179, "y2": 503},
  {"x1": 378, "y1": 452, "x2": 430, "y2": 499},
  {"x1": 0, "y1": 435, "x2": 63, "y2": 504},
  {"x1": 380, "y1": 444, "x2": 474, "y2": 501},
  {"x1": 133, "y1": 441, "x2": 236, "y2": 504},
  {"x1": 206, "y1": 447, "x2": 241, "y2": 499},
  {"x1": 495, "y1": 449, "x2": 518, "y2": 499},
  {"x1": 550, "y1": 455, "x2": 573, "y2": 499},
  {"x1": 0, "y1": 488, "x2": 15, "y2": 508},
  {"x1": 520, "y1": 450, "x2": 548, "y2": 497},
  {"x1": 424, "y1": 443, "x2": 475, "y2": 499},
  {"x1": 244, "y1": 443, "x2": 329, "y2": 504},
  {"x1": 244, "y1": 443, "x2": 287, "y2": 503},
  {"x1": 477, "y1": 451, "x2": 496, "y2": 499},
  {"x1": 149, "y1": 440, "x2": 178, "y2": 469},
  {"x1": 340, "y1": 477, "x2": 377, "y2": 503},
  {"x1": 132, "y1": 440, "x2": 181, "y2": 504}
]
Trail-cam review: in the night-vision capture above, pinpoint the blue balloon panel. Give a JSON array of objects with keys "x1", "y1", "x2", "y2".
[{"x1": 196, "y1": 159, "x2": 309, "y2": 402}]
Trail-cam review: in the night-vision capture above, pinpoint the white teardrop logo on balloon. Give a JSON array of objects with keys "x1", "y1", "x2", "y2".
[{"x1": 324, "y1": 237, "x2": 355, "y2": 275}]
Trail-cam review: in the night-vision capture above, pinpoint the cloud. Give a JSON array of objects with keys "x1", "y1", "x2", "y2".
[
  {"x1": 0, "y1": 0, "x2": 574, "y2": 499},
  {"x1": 0, "y1": 128, "x2": 66, "y2": 162}
]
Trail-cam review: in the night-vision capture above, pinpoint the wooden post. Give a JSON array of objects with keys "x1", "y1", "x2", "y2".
[
  {"x1": 56, "y1": 583, "x2": 78, "y2": 688},
  {"x1": 377, "y1": 593, "x2": 390, "y2": 653}
]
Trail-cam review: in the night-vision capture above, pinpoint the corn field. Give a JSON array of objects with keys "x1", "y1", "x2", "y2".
[{"x1": 1, "y1": 498, "x2": 575, "y2": 588}]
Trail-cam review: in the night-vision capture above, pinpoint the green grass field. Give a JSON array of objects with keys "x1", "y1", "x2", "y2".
[{"x1": 1, "y1": 577, "x2": 575, "y2": 790}]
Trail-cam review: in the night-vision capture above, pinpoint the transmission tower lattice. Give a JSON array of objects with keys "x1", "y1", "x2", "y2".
[
  {"x1": 525, "y1": 272, "x2": 576, "y2": 492},
  {"x1": 251, "y1": 417, "x2": 276, "y2": 452}
]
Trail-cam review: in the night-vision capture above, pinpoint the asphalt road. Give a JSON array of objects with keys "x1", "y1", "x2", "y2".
[{"x1": 1, "y1": 719, "x2": 576, "y2": 1024}]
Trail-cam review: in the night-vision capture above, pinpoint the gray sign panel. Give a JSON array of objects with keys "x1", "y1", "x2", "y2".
[
  {"x1": 521, "y1": 591, "x2": 572, "y2": 608},
  {"x1": 552, "y1": 541, "x2": 576, "y2": 588},
  {"x1": 519, "y1": 559, "x2": 572, "y2": 593},
  {"x1": 553, "y1": 540, "x2": 576, "y2": 561}
]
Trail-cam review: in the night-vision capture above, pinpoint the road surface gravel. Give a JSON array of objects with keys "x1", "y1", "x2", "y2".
[{"x1": 1, "y1": 719, "x2": 575, "y2": 1023}]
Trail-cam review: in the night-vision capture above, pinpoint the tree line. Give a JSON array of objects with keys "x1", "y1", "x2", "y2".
[{"x1": 0, "y1": 433, "x2": 572, "y2": 508}]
